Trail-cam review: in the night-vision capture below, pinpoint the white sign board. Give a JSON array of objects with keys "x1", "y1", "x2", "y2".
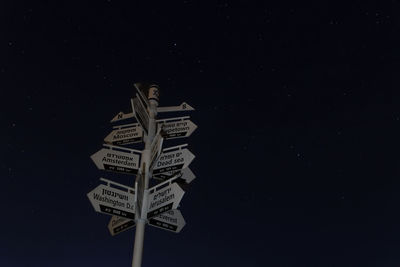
[
  {"x1": 135, "y1": 171, "x2": 145, "y2": 218},
  {"x1": 147, "y1": 182, "x2": 185, "y2": 219},
  {"x1": 157, "y1": 102, "x2": 195, "y2": 113},
  {"x1": 153, "y1": 167, "x2": 196, "y2": 184},
  {"x1": 131, "y1": 97, "x2": 149, "y2": 134},
  {"x1": 157, "y1": 117, "x2": 197, "y2": 140},
  {"x1": 152, "y1": 146, "x2": 195, "y2": 175},
  {"x1": 148, "y1": 209, "x2": 186, "y2": 233},
  {"x1": 104, "y1": 124, "x2": 143, "y2": 145},
  {"x1": 134, "y1": 83, "x2": 150, "y2": 109},
  {"x1": 149, "y1": 129, "x2": 164, "y2": 170},
  {"x1": 108, "y1": 216, "x2": 135, "y2": 236},
  {"x1": 91, "y1": 146, "x2": 141, "y2": 175},
  {"x1": 110, "y1": 111, "x2": 134, "y2": 123},
  {"x1": 87, "y1": 183, "x2": 135, "y2": 219}
]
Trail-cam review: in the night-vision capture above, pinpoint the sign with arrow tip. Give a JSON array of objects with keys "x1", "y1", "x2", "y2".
[
  {"x1": 134, "y1": 83, "x2": 150, "y2": 110},
  {"x1": 153, "y1": 167, "x2": 196, "y2": 184},
  {"x1": 110, "y1": 111, "x2": 134, "y2": 123},
  {"x1": 148, "y1": 209, "x2": 186, "y2": 233},
  {"x1": 91, "y1": 145, "x2": 141, "y2": 175},
  {"x1": 157, "y1": 102, "x2": 195, "y2": 113},
  {"x1": 149, "y1": 128, "x2": 164, "y2": 170},
  {"x1": 87, "y1": 183, "x2": 135, "y2": 219},
  {"x1": 135, "y1": 170, "x2": 145, "y2": 218},
  {"x1": 147, "y1": 181, "x2": 185, "y2": 219},
  {"x1": 152, "y1": 145, "x2": 195, "y2": 175},
  {"x1": 104, "y1": 123, "x2": 143, "y2": 145},
  {"x1": 157, "y1": 117, "x2": 197, "y2": 140},
  {"x1": 108, "y1": 216, "x2": 135, "y2": 236},
  {"x1": 131, "y1": 97, "x2": 149, "y2": 134}
]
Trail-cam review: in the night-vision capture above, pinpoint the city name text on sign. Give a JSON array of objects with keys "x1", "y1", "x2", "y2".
[
  {"x1": 148, "y1": 209, "x2": 186, "y2": 233},
  {"x1": 152, "y1": 145, "x2": 195, "y2": 175},
  {"x1": 104, "y1": 123, "x2": 143, "y2": 145},
  {"x1": 147, "y1": 181, "x2": 185, "y2": 219},
  {"x1": 157, "y1": 117, "x2": 197, "y2": 140},
  {"x1": 91, "y1": 145, "x2": 141, "y2": 175},
  {"x1": 87, "y1": 183, "x2": 135, "y2": 219}
]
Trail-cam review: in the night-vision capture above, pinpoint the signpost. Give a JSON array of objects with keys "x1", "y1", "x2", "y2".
[
  {"x1": 91, "y1": 145, "x2": 141, "y2": 175},
  {"x1": 147, "y1": 179, "x2": 185, "y2": 219},
  {"x1": 108, "y1": 216, "x2": 136, "y2": 236},
  {"x1": 153, "y1": 167, "x2": 196, "y2": 184},
  {"x1": 157, "y1": 116, "x2": 197, "y2": 140},
  {"x1": 88, "y1": 84, "x2": 196, "y2": 267},
  {"x1": 87, "y1": 178, "x2": 136, "y2": 219},
  {"x1": 131, "y1": 97, "x2": 149, "y2": 134},
  {"x1": 149, "y1": 128, "x2": 164, "y2": 170},
  {"x1": 148, "y1": 209, "x2": 186, "y2": 233},
  {"x1": 135, "y1": 169, "x2": 145, "y2": 218},
  {"x1": 152, "y1": 145, "x2": 195, "y2": 175},
  {"x1": 134, "y1": 83, "x2": 150, "y2": 110},
  {"x1": 104, "y1": 123, "x2": 143, "y2": 145},
  {"x1": 157, "y1": 102, "x2": 195, "y2": 113},
  {"x1": 111, "y1": 111, "x2": 134, "y2": 123}
]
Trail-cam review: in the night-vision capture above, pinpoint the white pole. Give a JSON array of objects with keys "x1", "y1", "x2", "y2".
[
  {"x1": 132, "y1": 218, "x2": 145, "y2": 267},
  {"x1": 131, "y1": 85, "x2": 160, "y2": 267}
]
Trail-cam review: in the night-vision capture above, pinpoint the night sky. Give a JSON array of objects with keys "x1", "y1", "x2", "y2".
[{"x1": 2, "y1": 1, "x2": 400, "y2": 266}]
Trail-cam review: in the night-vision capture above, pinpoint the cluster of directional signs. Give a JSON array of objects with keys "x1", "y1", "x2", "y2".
[{"x1": 88, "y1": 83, "x2": 197, "y2": 236}]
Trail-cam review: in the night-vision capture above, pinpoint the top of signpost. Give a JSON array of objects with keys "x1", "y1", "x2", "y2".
[{"x1": 134, "y1": 83, "x2": 160, "y2": 103}]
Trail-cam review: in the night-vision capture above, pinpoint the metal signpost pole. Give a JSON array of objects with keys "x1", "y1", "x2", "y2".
[
  {"x1": 132, "y1": 85, "x2": 159, "y2": 267},
  {"x1": 88, "y1": 82, "x2": 196, "y2": 266}
]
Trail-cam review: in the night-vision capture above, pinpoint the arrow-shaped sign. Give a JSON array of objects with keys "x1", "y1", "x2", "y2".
[
  {"x1": 87, "y1": 180, "x2": 135, "y2": 219},
  {"x1": 134, "y1": 83, "x2": 150, "y2": 110},
  {"x1": 91, "y1": 145, "x2": 141, "y2": 175},
  {"x1": 149, "y1": 128, "x2": 164, "y2": 170},
  {"x1": 147, "y1": 181, "x2": 185, "y2": 219},
  {"x1": 131, "y1": 97, "x2": 149, "y2": 134},
  {"x1": 104, "y1": 123, "x2": 143, "y2": 145},
  {"x1": 110, "y1": 111, "x2": 134, "y2": 123},
  {"x1": 108, "y1": 216, "x2": 135, "y2": 236},
  {"x1": 157, "y1": 102, "x2": 195, "y2": 113},
  {"x1": 152, "y1": 145, "x2": 195, "y2": 175},
  {"x1": 157, "y1": 116, "x2": 197, "y2": 140},
  {"x1": 153, "y1": 167, "x2": 196, "y2": 184},
  {"x1": 135, "y1": 170, "x2": 145, "y2": 218},
  {"x1": 148, "y1": 209, "x2": 186, "y2": 233}
]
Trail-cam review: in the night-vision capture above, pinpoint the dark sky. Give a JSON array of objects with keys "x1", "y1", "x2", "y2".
[{"x1": 2, "y1": 1, "x2": 400, "y2": 266}]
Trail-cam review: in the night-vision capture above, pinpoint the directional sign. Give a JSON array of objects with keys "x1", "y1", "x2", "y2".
[
  {"x1": 149, "y1": 128, "x2": 164, "y2": 170},
  {"x1": 157, "y1": 102, "x2": 195, "y2": 113},
  {"x1": 147, "y1": 182, "x2": 185, "y2": 219},
  {"x1": 153, "y1": 167, "x2": 196, "y2": 184},
  {"x1": 148, "y1": 209, "x2": 186, "y2": 233},
  {"x1": 91, "y1": 145, "x2": 141, "y2": 175},
  {"x1": 134, "y1": 83, "x2": 150, "y2": 109},
  {"x1": 152, "y1": 145, "x2": 195, "y2": 175},
  {"x1": 131, "y1": 97, "x2": 149, "y2": 134},
  {"x1": 157, "y1": 117, "x2": 197, "y2": 140},
  {"x1": 87, "y1": 183, "x2": 135, "y2": 219},
  {"x1": 110, "y1": 111, "x2": 134, "y2": 123},
  {"x1": 135, "y1": 170, "x2": 145, "y2": 218},
  {"x1": 104, "y1": 123, "x2": 143, "y2": 145},
  {"x1": 108, "y1": 216, "x2": 135, "y2": 236}
]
